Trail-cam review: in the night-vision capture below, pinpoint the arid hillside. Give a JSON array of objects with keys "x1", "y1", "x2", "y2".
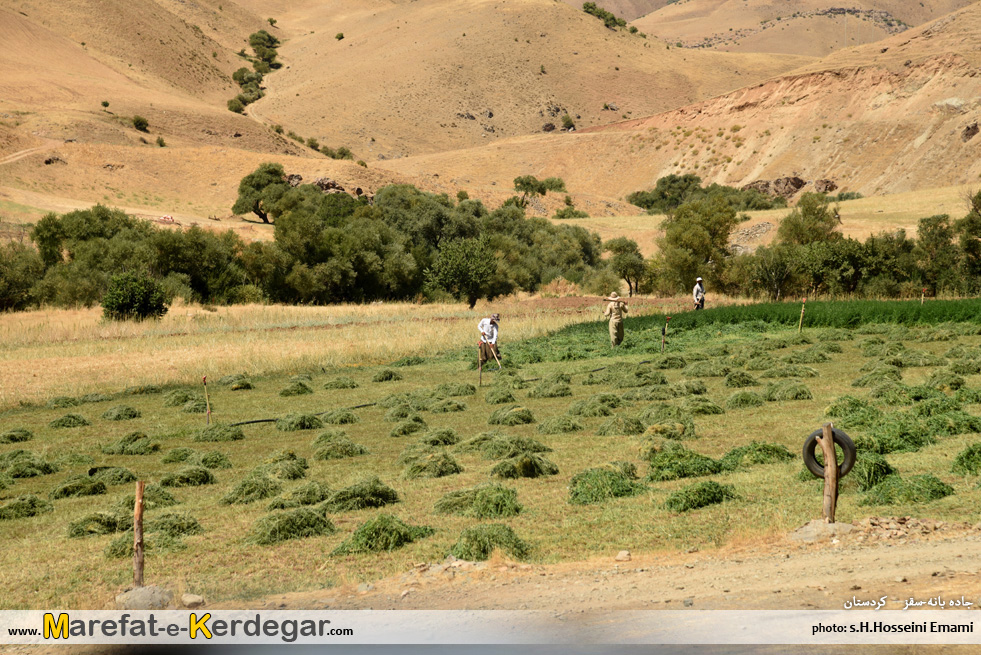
[
  {"x1": 246, "y1": 0, "x2": 812, "y2": 158},
  {"x1": 559, "y1": 0, "x2": 674, "y2": 22},
  {"x1": 632, "y1": 0, "x2": 975, "y2": 57},
  {"x1": 377, "y1": 2, "x2": 981, "y2": 207}
]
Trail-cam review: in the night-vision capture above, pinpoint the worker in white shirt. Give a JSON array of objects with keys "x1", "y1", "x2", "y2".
[
  {"x1": 477, "y1": 313, "x2": 501, "y2": 369},
  {"x1": 693, "y1": 277, "x2": 705, "y2": 310}
]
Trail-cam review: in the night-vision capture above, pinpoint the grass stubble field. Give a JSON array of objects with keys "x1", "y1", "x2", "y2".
[{"x1": 1, "y1": 298, "x2": 981, "y2": 611}]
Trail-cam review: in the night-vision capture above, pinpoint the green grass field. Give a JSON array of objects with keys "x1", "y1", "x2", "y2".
[{"x1": 2, "y1": 301, "x2": 981, "y2": 608}]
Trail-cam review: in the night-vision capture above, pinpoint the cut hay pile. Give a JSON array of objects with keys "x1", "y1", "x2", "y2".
[
  {"x1": 314, "y1": 437, "x2": 369, "y2": 460},
  {"x1": 868, "y1": 382, "x2": 916, "y2": 406},
  {"x1": 683, "y1": 361, "x2": 730, "y2": 378},
  {"x1": 390, "y1": 419, "x2": 427, "y2": 438},
  {"x1": 492, "y1": 369, "x2": 528, "y2": 390},
  {"x1": 663, "y1": 480, "x2": 738, "y2": 512},
  {"x1": 312, "y1": 429, "x2": 348, "y2": 446},
  {"x1": 217, "y1": 374, "x2": 248, "y2": 386},
  {"x1": 536, "y1": 416, "x2": 585, "y2": 434},
  {"x1": 491, "y1": 453, "x2": 559, "y2": 479},
  {"x1": 276, "y1": 414, "x2": 324, "y2": 432},
  {"x1": 949, "y1": 360, "x2": 981, "y2": 375},
  {"x1": 0, "y1": 428, "x2": 32, "y2": 444},
  {"x1": 49, "y1": 413, "x2": 90, "y2": 428},
  {"x1": 763, "y1": 380, "x2": 814, "y2": 401},
  {"x1": 783, "y1": 349, "x2": 831, "y2": 364},
  {"x1": 761, "y1": 364, "x2": 818, "y2": 379},
  {"x1": 450, "y1": 524, "x2": 530, "y2": 561},
  {"x1": 80, "y1": 393, "x2": 112, "y2": 403},
  {"x1": 403, "y1": 451, "x2": 463, "y2": 479},
  {"x1": 528, "y1": 377, "x2": 573, "y2": 399},
  {"x1": 429, "y1": 399, "x2": 468, "y2": 413},
  {"x1": 852, "y1": 365, "x2": 902, "y2": 388},
  {"x1": 163, "y1": 390, "x2": 197, "y2": 407},
  {"x1": 0, "y1": 494, "x2": 54, "y2": 520},
  {"x1": 952, "y1": 443, "x2": 981, "y2": 476},
  {"x1": 682, "y1": 397, "x2": 725, "y2": 416},
  {"x1": 320, "y1": 477, "x2": 399, "y2": 512},
  {"x1": 485, "y1": 387, "x2": 517, "y2": 404},
  {"x1": 852, "y1": 452, "x2": 896, "y2": 491},
  {"x1": 488, "y1": 405, "x2": 535, "y2": 426},
  {"x1": 148, "y1": 512, "x2": 204, "y2": 538},
  {"x1": 718, "y1": 442, "x2": 793, "y2": 471},
  {"x1": 457, "y1": 432, "x2": 551, "y2": 460},
  {"x1": 372, "y1": 369, "x2": 403, "y2": 383},
  {"x1": 267, "y1": 481, "x2": 332, "y2": 510},
  {"x1": 744, "y1": 355, "x2": 778, "y2": 371},
  {"x1": 436, "y1": 382, "x2": 477, "y2": 397},
  {"x1": 196, "y1": 451, "x2": 232, "y2": 469},
  {"x1": 260, "y1": 451, "x2": 309, "y2": 480},
  {"x1": 192, "y1": 424, "x2": 244, "y2": 442},
  {"x1": 434, "y1": 483, "x2": 521, "y2": 518},
  {"x1": 883, "y1": 350, "x2": 946, "y2": 368},
  {"x1": 113, "y1": 485, "x2": 179, "y2": 512},
  {"x1": 102, "y1": 432, "x2": 160, "y2": 455},
  {"x1": 1, "y1": 450, "x2": 58, "y2": 478},
  {"x1": 418, "y1": 428, "x2": 460, "y2": 446},
  {"x1": 642, "y1": 421, "x2": 693, "y2": 440},
  {"x1": 391, "y1": 355, "x2": 425, "y2": 367},
  {"x1": 180, "y1": 399, "x2": 209, "y2": 414},
  {"x1": 162, "y1": 447, "x2": 195, "y2": 463},
  {"x1": 50, "y1": 477, "x2": 107, "y2": 499},
  {"x1": 568, "y1": 466, "x2": 646, "y2": 505},
  {"x1": 824, "y1": 396, "x2": 882, "y2": 429},
  {"x1": 725, "y1": 391, "x2": 765, "y2": 410},
  {"x1": 646, "y1": 442, "x2": 721, "y2": 481},
  {"x1": 123, "y1": 385, "x2": 162, "y2": 395},
  {"x1": 332, "y1": 514, "x2": 434, "y2": 555},
  {"x1": 638, "y1": 404, "x2": 696, "y2": 439},
  {"x1": 384, "y1": 404, "x2": 419, "y2": 421},
  {"x1": 925, "y1": 370, "x2": 965, "y2": 392},
  {"x1": 68, "y1": 512, "x2": 131, "y2": 538},
  {"x1": 220, "y1": 472, "x2": 283, "y2": 505},
  {"x1": 596, "y1": 416, "x2": 645, "y2": 436},
  {"x1": 673, "y1": 380, "x2": 708, "y2": 396},
  {"x1": 279, "y1": 380, "x2": 314, "y2": 396},
  {"x1": 248, "y1": 508, "x2": 336, "y2": 546},
  {"x1": 621, "y1": 386, "x2": 676, "y2": 401},
  {"x1": 908, "y1": 396, "x2": 961, "y2": 417},
  {"x1": 955, "y1": 387, "x2": 981, "y2": 404},
  {"x1": 815, "y1": 329, "x2": 854, "y2": 342},
  {"x1": 650, "y1": 354, "x2": 687, "y2": 369},
  {"x1": 92, "y1": 467, "x2": 137, "y2": 486},
  {"x1": 724, "y1": 371, "x2": 759, "y2": 388},
  {"x1": 322, "y1": 409, "x2": 360, "y2": 425},
  {"x1": 160, "y1": 466, "x2": 216, "y2": 487},
  {"x1": 324, "y1": 376, "x2": 359, "y2": 390},
  {"x1": 860, "y1": 414, "x2": 936, "y2": 454},
  {"x1": 48, "y1": 396, "x2": 80, "y2": 408},
  {"x1": 566, "y1": 399, "x2": 612, "y2": 417},
  {"x1": 104, "y1": 532, "x2": 186, "y2": 559},
  {"x1": 860, "y1": 474, "x2": 954, "y2": 506},
  {"x1": 924, "y1": 410, "x2": 981, "y2": 437}
]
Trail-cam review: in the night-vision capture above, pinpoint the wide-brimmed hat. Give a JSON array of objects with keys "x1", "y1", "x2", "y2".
[
  {"x1": 604, "y1": 292, "x2": 621, "y2": 301},
  {"x1": 490, "y1": 313, "x2": 500, "y2": 322},
  {"x1": 696, "y1": 277, "x2": 703, "y2": 282}
]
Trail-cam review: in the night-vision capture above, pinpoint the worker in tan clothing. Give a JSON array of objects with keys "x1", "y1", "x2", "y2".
[{"x1": 603, "y1": 292, "x2": 628, "y2": 347}]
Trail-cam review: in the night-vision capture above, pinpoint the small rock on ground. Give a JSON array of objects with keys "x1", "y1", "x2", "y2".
[
  {"x1": 115, "y1": 585, "x2": 173, "y2": 610},
  {"x1": 615, "y1": 550, "x2": 631, "y2": 562},
  {"x1": 790, "y1": 519, "x2": 854, "y2": 543},
  {"x1": 181, "y1": 593, "x2": 205, "y2": 609}
]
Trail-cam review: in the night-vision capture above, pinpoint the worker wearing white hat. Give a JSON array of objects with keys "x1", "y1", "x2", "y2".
[{"x1": 693, "y1": 277, "x2": 705, "y2": 310}]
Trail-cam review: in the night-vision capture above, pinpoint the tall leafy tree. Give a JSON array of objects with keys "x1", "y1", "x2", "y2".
[
  {"x1": 604, "y1": 237, "x2": 645, "y2": 296},
  {"x1": 424, "y1": 237, "x2": 496, "y2": 308},
  {"x1": 656, "y1": 197, "x2": 739, "y2": 291},
  {"x1": 776, "y1": 192, "x2": 842, "y2": 245},
  {"x1": 231, "y1": 163, "x2": 290, "y2": 223}
]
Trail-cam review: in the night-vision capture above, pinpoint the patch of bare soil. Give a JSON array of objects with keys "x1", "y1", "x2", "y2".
[{"x1": 243, "y1": 518, "x2": 981, "y2": 612}]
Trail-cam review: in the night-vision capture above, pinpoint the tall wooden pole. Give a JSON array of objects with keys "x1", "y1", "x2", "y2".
[
  {"x1": 820, "y1": 423, "x2": 838, "y2": 523},
  {"x1": 202, "y1": 375, "x2": 211, "y2": 425},
  {"x1": 798, "y1": 298, "x2": 807, "y2": 333},
  {"x1": 133, "y1": 481, "x2": 145, "y2": 587}
]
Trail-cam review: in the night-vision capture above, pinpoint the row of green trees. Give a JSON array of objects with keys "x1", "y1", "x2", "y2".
[
  {"x1": 0, "y1": 168, "x2": 622, "y2": 312},
  {"x1": 647, "y1": 190, "x2": 981, "y2": 300}
]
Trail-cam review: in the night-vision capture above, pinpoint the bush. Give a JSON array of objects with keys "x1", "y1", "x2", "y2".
[
  {"x1": 663, "y1": 480, "x2": 738, "y2": 512},
  {"x1": 450, "y1": 524, "x2": 530, "y2": 561},
  {"x1": 434, "y1": 483, "x2": 521, "y2": 518},
  {"x1": 102, "y1": 272, "x2": 168, "y2": 321},
  {"x1": 227, "y1": 97, "x2": 245, "y2": 113},
  {"x1": 568, "y1": 467, "x2": 646, "y2": 505},
  {"x1": 332, "y1": 514, "x2": 434, "y2": 555},
  {"x1": 132, "y1": 116, "x2": 149, "y2": 132},
  {"x1": 248, "y1": 508, "x2": 336, "y2": 546}
]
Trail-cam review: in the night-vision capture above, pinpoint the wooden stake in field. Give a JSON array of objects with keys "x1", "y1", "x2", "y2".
[
  {"x1": 477, "y1": 343, "x2": 483, "y2": 388},
  {"x1": 797, "y1": 297, "x2": 807, "y2": 333},
  {"x1": 133, "y1": 480, "x2": 145, "y2": 587},
  {"x1": 661, "y1": 316, "x2": 670, "y2": 353},
  {"x1": 202, "y1": 375, "x2": 211, "y2": 425},
  {"x1": 819, "y1": 423, "x2": 839, "y2": 523}
]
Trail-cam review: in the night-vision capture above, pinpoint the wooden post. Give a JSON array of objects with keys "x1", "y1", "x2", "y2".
[
  {"x1": 202, "y1": 375, "x2": 211, "y2": 425},
  {"x1": 133, "y1": 480, "x2": 145, "y2": 587},
  {"x1": 662, "y1": 317, "x2": 670, "y2": 353},
  {"x1": 798, "y1": 298, "x2": 807, "y2": 333},
  {"x1": 820, "y1": 423, "x2": 838, "y2": 523},
  {"x1": 478, "y1": 345, "x2": 483, "y2": 388}
]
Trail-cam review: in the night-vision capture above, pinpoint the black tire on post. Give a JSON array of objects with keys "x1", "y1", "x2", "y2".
[{"x1": 802, "y1": 427, "x2": 856, "y2": 479}]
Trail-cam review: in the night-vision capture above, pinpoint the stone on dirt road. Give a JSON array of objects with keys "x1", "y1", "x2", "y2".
[
  {"x1": 790, "y1": 519, "x2": 854, "y2": 543},
  {"x1": 615, "y1": 550, "x2": 631, "y2": 562},
  {"x1": 181, "y1": 593, "x2": 205, "y2": 609},
  {"x1": 115, "y1": 585, "x2": 173, "y2": 610}
]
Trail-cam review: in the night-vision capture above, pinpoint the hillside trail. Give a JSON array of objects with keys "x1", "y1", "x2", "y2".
[
  {"x1": 0, "y1": 138, "x2": 62, "y2": 167},
  {"x1": 242, "y1": 521, "x2": 981, "y2": 613}
]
